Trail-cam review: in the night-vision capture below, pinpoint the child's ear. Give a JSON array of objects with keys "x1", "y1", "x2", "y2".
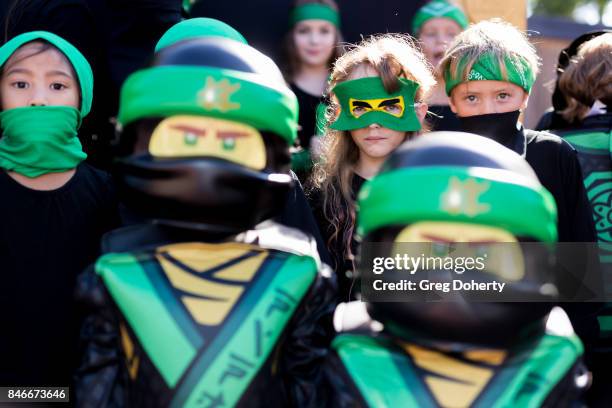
[
  {"x1": 448, "y1": 93, "x2": 458, "y2": 114},
  {"x1": 416, "y1": 103, "x2": 428, "y2": 124},
  {"x1": 520, "y1": 91, "x2": 529, "y2": 111}
]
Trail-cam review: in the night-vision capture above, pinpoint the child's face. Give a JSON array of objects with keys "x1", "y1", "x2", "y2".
[
  {"x1": 293, "y1": 19, "x2": 336, "y2": 68},
  {"x1": 449, "y1": 80, "x2": 528, "y2": 117},
  {"x1": 0, "y1": 42, "x2": 79, "y2": 111},
  {"x1": 348, "y1": 64, "x2": 427, "y2": 160},
  {"x1": 419, "y1": 18, "x2": 462, "y2": 68}
]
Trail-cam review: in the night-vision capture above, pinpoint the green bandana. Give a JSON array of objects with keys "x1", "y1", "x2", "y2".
[
  {"x1": 119, "y1": 65, "x2": 298, "y2": 145},
  {"x1": 412, "y1": 0, "x2": 469, "y2": 35},
  {"x1": 444, "y1": 52, "x2": 535, "y2": 95},
  {"x1": 0, "y1": 31, "x2": 93, "y2": 118},
  {"x1": 0, "y1": 106, "x2": 86, "y2": 177},
  {"x1": 289, "y1": 3, "x2": 340, "y2": 28},
  {"x1": 331, "y1": 77, "x2": 421, "y2": 132},
  {"x1": 155, "y1": 18, "x2": 248, "y2": 52},
  {"x1": 357, "y1": 166, "x2": 557, "y2": 242}
]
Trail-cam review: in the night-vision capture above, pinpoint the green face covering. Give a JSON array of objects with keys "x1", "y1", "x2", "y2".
[
  {"x1": 330, "y1": 77, "x2": 422, "y2": 132},
  {"x1": 444, "y1": 52, "x2": 535, "y2": 96},
  {"x1": 0, "y1": 31, "x2": 94, "y2": 118},
  {"x1": 155, "y1": 18, "x2": 248, "y2": 52},
  {"x1": 412, "y1": 0, "x2": 468, "y2": 35},
  {"x1": 289, "y1": 3, "x2": 340, "y2": 28},
  {"x1": 0, "y1": 106, "x2": 86, "y2": 177}
]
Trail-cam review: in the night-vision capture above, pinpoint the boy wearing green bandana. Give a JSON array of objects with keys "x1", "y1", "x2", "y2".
[
  {"x1": 0, "y1": 31, "x2": 119, "y2": 387},
  {"x1": 322, "y1": 132, "x2": 588, "y2": 407},
  {"x1": 74, "y1": 36, "x2": 336, "y2": 407},
  {"x1": 440, "y1": 18, "x2": 602, "y2": 374}
]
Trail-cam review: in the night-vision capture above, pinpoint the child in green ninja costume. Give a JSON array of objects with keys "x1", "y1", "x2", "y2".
[
  {"x1": 74, "y1": 29, "x2": 336, "y2": 407},
  {"x1": 308, "y1": 34, "x2": 434, "y2": 301},
  {"x1": 440, "y1": 18, "x2": 603, "y2": 390},
  {"x1": 0, "y1": 31, "x2": 118, "y2": 386}
]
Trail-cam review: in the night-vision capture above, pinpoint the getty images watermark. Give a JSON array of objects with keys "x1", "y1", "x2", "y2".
[
  {"x1": 359, "y1": 242, "x2": 608, "y2": 302},
  {"x1": 371, "y1": 252, "x2": 507, "y2": 294}
]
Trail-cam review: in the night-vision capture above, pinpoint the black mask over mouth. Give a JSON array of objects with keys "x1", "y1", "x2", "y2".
[{"x1": 459, "y1": 110, "x2": 521, "y2": 147}]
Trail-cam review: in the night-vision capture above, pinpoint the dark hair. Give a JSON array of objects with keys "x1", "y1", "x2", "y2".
[{"x1": 0, "y1": 40, "x2": 80, "y2": 109}]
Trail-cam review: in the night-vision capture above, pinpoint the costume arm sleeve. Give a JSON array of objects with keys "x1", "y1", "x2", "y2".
[
  {"x1": 74, "y1": 265, "x2": 125, "y2": 408},
  {"x1": 280, "y1": 264, "x2": 337, "y2": 407},
  {"x1": 557, "y1": 142, "x2": 603, "y2": 353},
  {"x1": 563, "y1": 145, "x2": 598, "y2": 242}
]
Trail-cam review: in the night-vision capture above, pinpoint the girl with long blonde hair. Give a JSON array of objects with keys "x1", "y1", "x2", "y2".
[{"x1": 307, "y1": 34, "x2": 434, "y2": 300}]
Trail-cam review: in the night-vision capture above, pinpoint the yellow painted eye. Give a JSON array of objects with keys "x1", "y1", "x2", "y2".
[
  {"x1": 392, "y1": 221, "x2": 525, "y2": 281},
  {"x1": 149, "y1": 115, "x2": 267, "y2": 170}
]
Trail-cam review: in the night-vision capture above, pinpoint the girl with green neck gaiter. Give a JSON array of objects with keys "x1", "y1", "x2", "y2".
[
  {"x1": 0, "y1": 31, "x2": 92, "y2": 189},
  {"x1": 0, "y1": 31, "x2": 119, "y2": 388}
]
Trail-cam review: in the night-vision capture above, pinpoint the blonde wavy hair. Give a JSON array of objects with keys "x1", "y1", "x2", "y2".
[
  {"x1": 559, "y1": 33, "x2": 612, "y2": 123},
  {"x1": 439, "y1": 19, "x2": 540, "y2": 92},
  {"x1": 308, "y1": 33, "x2": 435, "y2": 268}
]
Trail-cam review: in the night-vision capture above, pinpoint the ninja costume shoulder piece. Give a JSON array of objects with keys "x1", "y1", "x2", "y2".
[{"x1": 323, "y1": 306, "x2": 586, "y2": 408}]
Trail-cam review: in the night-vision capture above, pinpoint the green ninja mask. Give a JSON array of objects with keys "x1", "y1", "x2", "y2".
[{"x1": 331, "y1": 77, "x2": 422, "y2": 132}]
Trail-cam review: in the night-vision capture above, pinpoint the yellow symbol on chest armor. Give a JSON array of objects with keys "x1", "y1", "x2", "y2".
[
  {"x1": 198, "y1": 77, "x2": 241, "y2": 112},
  {"x1": 120, "y1": 323, "x2": 140, "y2": 380},
  {"x1": 402, "y1": 343, "x2": 506, "y2": 407},
  {"x1": 441, "y1": 176, "x2": 491, "y2": 217},
  {"x1": 156, "y1": 243, "x2": 268, "y2": 326}
]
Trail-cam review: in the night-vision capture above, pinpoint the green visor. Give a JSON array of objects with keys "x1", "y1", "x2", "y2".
[
  {"x1": 331, "y1": 77, "x2": 421, "y2": 132},
  {"x1": 155, "y1": 18, "x2": 247, "y2": 52},
  {"x1": 0, "y1": 31, "x2": 93, "y2": 118},
  {"x1": 444, "y1": 52, "x2": 535, "y2": 95},
  {"x1": 118, "y1": 65, "x2": 298, "y2": 145},
  {"x1": 357, "y1": 166, "x2": 558, "y2": 242}
]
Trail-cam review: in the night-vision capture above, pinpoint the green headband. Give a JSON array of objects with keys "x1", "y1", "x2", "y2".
[
  {"x1": 412, "y1": 0, "x2": 468, "y2": 35},
  {"x1": 155, "y1": 18, "x2": 247, "y2": 52},
  {"x1": 289, "y1": 3, "x2": 340, "y2": 28},
  {"x1": 118, "y1": 65, "x2": 298, "y2": 145},
  {"x1": 0, "y1": 30, "x2": 93, "y2": 118},
  {"x1": 331, "y1": 76, "x2": 422, "y2": 132},
  {"x1": 444, "y1": 52, "x2": 535, "y2": 95},
  {"x1": 357, "y1": 166, "x2": 558, "y2": 242}
]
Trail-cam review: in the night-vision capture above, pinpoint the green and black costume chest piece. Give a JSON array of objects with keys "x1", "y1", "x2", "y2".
[
  {"x1": 555, "y1": 115, "x2": 612, "y2": 340},
  {"x1": 95, "y1": 222, "x2": 322, "y2": 407},
  {"x1": 332, "y1": 324, "x2": 584, "y2": 408}
]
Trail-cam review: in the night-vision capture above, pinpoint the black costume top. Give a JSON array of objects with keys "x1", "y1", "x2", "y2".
[
  {"x1": 498, "y1": 127, "x2": 602, "y2": 349},
  {"x1": 520, "y1": 129, "x2": 596, "y2": 242},
  {"x1": 308, "y1": 173, "x2": 366, "y2": 302},
  {"x1": 0, "y1": 163, "x2": 119, "y2": 386},
  {"x1": 290, "y1": 83, "x2": 324, "y2": 151},
  {"x1": 427, "y1": 105, "x2": 462, "y2": 132}
]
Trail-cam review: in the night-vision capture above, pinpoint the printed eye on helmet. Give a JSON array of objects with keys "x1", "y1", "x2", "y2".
[{"x1": 356, "y1": 132, "x2": 559, "y2": 347}]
